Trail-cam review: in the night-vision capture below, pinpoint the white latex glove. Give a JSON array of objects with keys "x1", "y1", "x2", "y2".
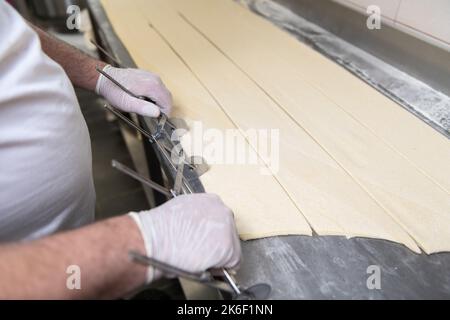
[
  {"x1": 129, "y1": 193, "x2": 241, "y2": 283},
  {"x1": 96, "y1": 65, "x2": 172, "y2": 117}
]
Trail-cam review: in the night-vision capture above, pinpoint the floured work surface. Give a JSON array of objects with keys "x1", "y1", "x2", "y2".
[{"x1": 98, "y1": 0, "x2": 450, "y2": 254}]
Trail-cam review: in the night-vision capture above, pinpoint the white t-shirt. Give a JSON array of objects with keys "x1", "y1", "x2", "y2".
[{"x1": 0, "y1": 2, "x2": 95, "y2": 242}]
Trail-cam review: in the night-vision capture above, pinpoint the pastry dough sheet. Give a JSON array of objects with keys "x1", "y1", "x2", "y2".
[
  {"x1": 100, "y1": 0, "x2": 450, "y2": 253},
  {"x1": 98, "y1": 0, "x2": 312, "y2": 240}
]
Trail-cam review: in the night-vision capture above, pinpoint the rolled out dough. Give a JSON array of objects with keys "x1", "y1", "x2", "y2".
[
  {"x1": 98, "y1": 0, "x2": 312, "y2": 240},
  {"x1": 100, "y1": 0, "x2": 450, "y2": 254}
]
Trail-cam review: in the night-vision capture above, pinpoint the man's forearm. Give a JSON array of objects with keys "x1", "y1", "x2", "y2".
[
  {"x1": 0, "y1": 216, "x2": 146, "y2": 299},
  {"x1": 32, "y1": 25, "x2": 107, "y2": 91}
]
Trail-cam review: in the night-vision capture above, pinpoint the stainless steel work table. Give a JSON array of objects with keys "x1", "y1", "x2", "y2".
[{"x1": 86, "y1": 0, "x2": 450, "y2": 299}]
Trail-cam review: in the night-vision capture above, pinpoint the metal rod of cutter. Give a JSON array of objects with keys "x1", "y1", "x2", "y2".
[
  {"x1": 112, "y1": 160, "x2": 172, "y2": 197},
  {"x1": 222, "y1": 269, "x2": 241, "y2": 295},
  {"x1": 173, "y1": 151, "x2": 185, "y2": 196},
  {"x1": 129, "y1": 251, "x2": 234, "y2": 293},
  {"x1": 96, "y1": 66, "x2": 158, "y2": 105},
  {"x1": 104, "y1": 104, "x2": 154, "y2": 139},
  {"x1": 154, "y1": 142, "x2": 194, "y2": 194},
  {"x1": 90, "y1": 39, "x2": 123, "y2": 67},
  {"x1": 129, "y1": 251, "x2": 210, "y2": 282}
]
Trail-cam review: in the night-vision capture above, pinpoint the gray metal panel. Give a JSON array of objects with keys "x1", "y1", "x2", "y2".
[
  {"x1": 87, "y1": 0, "x2": 450, "y2": 299},
  {"x1": 238, "y1": 236, "x2": 450, "y2": 299}
]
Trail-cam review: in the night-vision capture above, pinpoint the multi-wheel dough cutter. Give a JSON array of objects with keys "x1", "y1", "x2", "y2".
[{"x1": 92, "y1": 50, "x2": 272, "y2": 299}]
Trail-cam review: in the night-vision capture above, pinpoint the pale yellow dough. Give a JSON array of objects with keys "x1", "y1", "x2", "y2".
[
  {"x1": 99, "y1": 0, "x2": 312, "y2": 240},
  {"x1": 100, "y1": 0, "x2": 450, "y2": 253}
]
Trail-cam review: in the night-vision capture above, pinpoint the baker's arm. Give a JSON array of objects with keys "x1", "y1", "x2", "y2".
[
  {"x1": 32, "y1": 25, "x2": 105, "y2": 92},
  {"x1": 0, "y1": 215, "x2": 146, "y2": 299},
  {"x1": 0, "y1": 194, "x2": 241, "y2": 299},
  {"x1": 32, "y1": 25, "x2": 172, "y2": 117}
]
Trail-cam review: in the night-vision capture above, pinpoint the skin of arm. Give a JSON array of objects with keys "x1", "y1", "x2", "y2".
[
  {"x1": 32, "y1": 24, "x2": 173, "y2": 117},
  {"x1": 32, "y1": 24, "x2": 107, "y2": 91},
  {"x1": 0, "y1": 216, "x2": 146, "y2": 299}
]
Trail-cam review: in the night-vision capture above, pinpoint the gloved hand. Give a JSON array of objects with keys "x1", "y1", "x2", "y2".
[
  {"x1": 96, "y1": 65, "x2": 172, "y2": 117},
  {"x1": 129, "y1": 193, "x2": 241, "y2": 283}
]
